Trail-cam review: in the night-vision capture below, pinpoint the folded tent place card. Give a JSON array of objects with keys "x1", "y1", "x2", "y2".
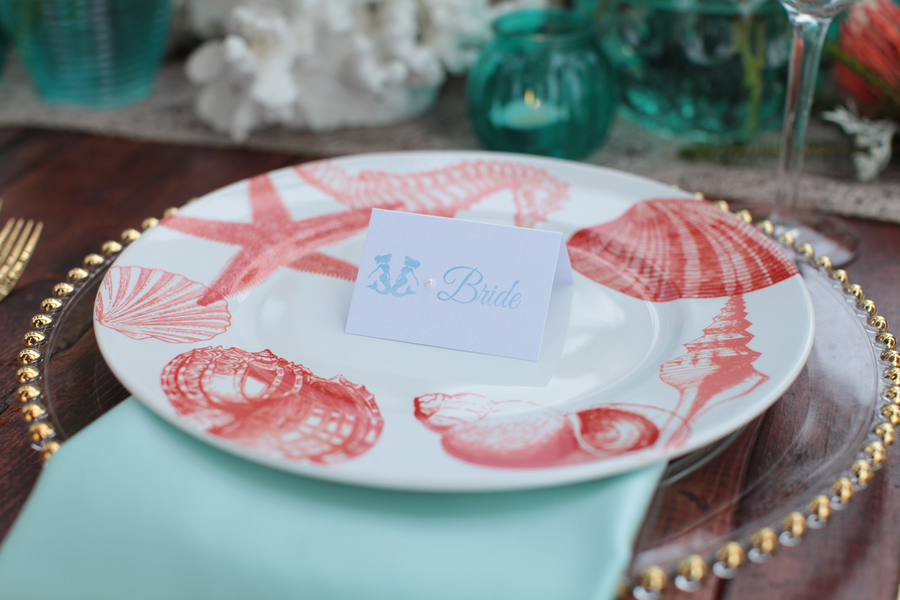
[{"x1": 346, "y1": 209, "x2": 573, "y2": 361}]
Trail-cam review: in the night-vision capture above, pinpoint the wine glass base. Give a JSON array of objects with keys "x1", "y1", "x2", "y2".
[{"x1": 773, "y1": 212, "x2": 859, "y2": 267}]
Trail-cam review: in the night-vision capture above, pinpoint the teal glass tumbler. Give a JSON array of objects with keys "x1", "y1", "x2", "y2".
[
  {"x1": 466, "y1": 9, "x2": 617, "y2": 160},
  {"x1": 597, "y1": 0, "x2": 790, "y2": 142},
  {"x1": 1, "y1": 0, "x2": 171, "y2": 109}
]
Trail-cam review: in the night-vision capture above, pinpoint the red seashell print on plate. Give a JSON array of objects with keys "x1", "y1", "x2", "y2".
[
  {"x1": 295, "y1": 159, "x2": 570, "y2": 228},
  {"x1": 414, "y1": 393, "x2": 681, "y2": 469},
  {"x1": 94, "y1": 266, "x2": 231, "y2": 343},
  {"x1": 567, "y1": 198, "x2": 798, "y2": 302},
  {"x1": 161, "y1": 347, "x2": 383, "y2": 464},
  {"x1": 658, "y1": 294, "x2": 769, "y2": 448}
]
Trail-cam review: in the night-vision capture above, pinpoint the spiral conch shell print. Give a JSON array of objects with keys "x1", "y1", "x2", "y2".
[
  {"x1": 95, "y1": 266, "x2": 231, "y2": 343},
  {"x1": 658, "y1": 295, "x2": 768, "y2": 447},
  {"x1": 161, "y1": 347, "x2": 383, "y2": 464},
  {"x1": 414, "y1": 393, "x2": 671, "y2": 468},
  {"x1": 566, "y1": 199, "x2": 798, "y2": 302}
]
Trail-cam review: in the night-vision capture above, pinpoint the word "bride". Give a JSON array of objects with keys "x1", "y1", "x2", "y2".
[{"x1": 437, "y1": 267, "x2": 522, "y2": 308}]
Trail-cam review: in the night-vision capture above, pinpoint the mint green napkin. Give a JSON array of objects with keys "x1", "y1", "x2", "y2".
[{"x1": 0, "y1": 398, "x2": 664, "y2": 600}]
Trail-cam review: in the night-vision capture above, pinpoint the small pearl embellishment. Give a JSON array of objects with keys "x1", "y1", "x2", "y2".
[{"x1": 425, "y1": 278, "x2": 435, "y2": 289}]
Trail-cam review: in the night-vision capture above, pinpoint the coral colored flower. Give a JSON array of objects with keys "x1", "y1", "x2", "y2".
[{"x1": 833, "y1": 0, "x2": 900, "y2": 118}]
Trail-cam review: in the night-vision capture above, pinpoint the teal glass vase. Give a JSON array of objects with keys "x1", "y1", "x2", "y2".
[
  {"x1": 466, "y1": 9, "x2": 617, "y2": 160},
  {"x1": 1, "y1": 0, "x2": 171, "y2": 109},
  {"x1": 595, "y1": 0, "x2": 790, "y2": 142}
]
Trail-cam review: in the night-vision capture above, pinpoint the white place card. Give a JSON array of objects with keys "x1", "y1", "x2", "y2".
[{"x1": 345, "y1": 209, "x2": 573, "y2": 361}]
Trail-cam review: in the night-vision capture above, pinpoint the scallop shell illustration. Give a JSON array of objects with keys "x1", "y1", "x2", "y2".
[
  {"x1": 95, "y1": 266, "x2": 232, "y2": 343},
  {"x1": 161, "y1": 346, "x2": 384, "y2": 464},
  {"x1": 659, "y1": 294, "x2": 769, "y2": 447},
  {"x1": 567, "y1": 198, "x2": 798, "y2": 302},
  {"x1": 415, "y1": 393, "x2": 670, "y2": 469}
]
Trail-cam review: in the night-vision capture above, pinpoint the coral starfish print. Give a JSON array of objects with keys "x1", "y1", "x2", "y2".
[{"x1": 164, "y1": 174, "x2": 391, "y2": 305}]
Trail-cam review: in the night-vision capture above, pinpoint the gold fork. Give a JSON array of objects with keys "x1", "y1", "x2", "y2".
[{"x1": 0, "y1": 216, "x2": 43, "y2": 301}]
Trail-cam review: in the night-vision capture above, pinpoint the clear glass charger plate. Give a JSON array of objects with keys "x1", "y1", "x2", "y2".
[
  {"x1": 21, "y1": 156, "x2": 896, "y2": 589},
  {"x1": 33, "y1": 212, "x2": 891, "y2": 587}
]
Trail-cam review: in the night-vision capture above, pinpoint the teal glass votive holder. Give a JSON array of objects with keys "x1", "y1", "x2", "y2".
[
  {"x1": 1, "y1": 0, "x2": 171, "y2": 109},
  {"x1": 0, "y1": 28, "x2": 7, "y2": 79},
  {"x1": 466, "y1": 9, "x2": 617, "y2": 160},
  {"x1": 596, "y1": 0, "x2": 789, "y2": 142}
]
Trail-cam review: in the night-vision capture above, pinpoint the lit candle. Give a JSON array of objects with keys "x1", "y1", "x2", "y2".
[{"x1": 491, "y1": 90, "x2": 568, "y2": 130}]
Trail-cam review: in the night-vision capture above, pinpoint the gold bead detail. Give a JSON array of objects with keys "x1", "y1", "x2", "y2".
[
  {"x1": 40, "y1": 441, "x2": 60, "y2": 461},
  {"x1": 715, "y1": 199, "x2": 729, "y2": 211},
  {"x1": 677, "y1": 554, "x2": 708, "y2": 583},
  {"x1": 83, "y1": 253, "x2": 105, "y2": 268},
  {"x1": 779, "y1": 231, "x2": 795, "y2": 246},
  {"x1": 715, "y1": 542, "x2": 745, "y2": 569},
  {"x1": 886, "y1": 386, "x2": 900, "y2": 401},
  {"x1": 783, "y1": 511, "x2": 806, "y2": 539},
  {"x1": 883, "y1": 349, "x2": 900, "y2": 366},
  {"x1": 832, "y1": 477, "x2": 854, "y2": 505},
  {"x1": 757, "y1": 220, "x2": 775, "y2": 235},
  {"x1": 20, "y1": 403, "x2": 45, "y2": 422},
  {"x1": 31, "y1": 313, "x2": 53, "y2": 329},
  {"x1": 141, "y1": 217, "x2": 159, "y2": 230},
  {"x1": 67, "y1": 267, "x2": 89, "y2": 282},
  {"x1": 876, "y1": 422, "x2": 896, "y2": 446},
  {"x1": 16, "y1": 366, "x2": 39, "y2": 383},
  {"x1": 121, "y1": 228, "x2": 141, "y2": 242},
  {"x1": 863, "y1": 299, "x2": 877, "y2": 317},
  {"x1": 23, "y1": 330, "x2": 45, "y2": 347},
  {"x1": 797, "y1": 243, "x2": 814, "y2": 258},
  {"x1": 809, "y1": 494, "x2": 831, "y2": 522},
  {"x1": 881, "y1": 404, "x2": 900, "y2": 425},
  {"x1": 163, "y1": 206, "x2": 179, "y2": 218},
  {"x1": 871, "y1": 316, "x2": 889, "y2": 332},
  {"x1": 832, "y1": 268, "x2": 849, "y2": 287},
  {"x1": 614, "y1": 578, "x2": 629, "y2": 599},
  {"x1": 694, "y1": 191, "x2": 706, "y2": 200},
  {"x1": 886, "y1": 368, "x2": 900, "y2": 383},
  {"x1": 816, "y1": 256, "x2": 833, "y2": 270},
  {"x1": 53, "y1": 282, "x2": 74, "y2": 297},
  {"x1": 102, "y1": 240, "x2": 123, "y2": 255},
  {"x1": 752, "y1": 528, "x2": 778, "y2": 555},
  {"x1": 18, "y1": 348, "x2": 40, "y2": 365},
  {"x1": 16, "y1": 385, "x2": 40, "y2": 403},
  {"x1": 29, "y1": 422, "x2": 54, "y2": 443},
  {"x1": 853, "y1": 459, "x2": 873, "y2": 484},
  {"x1": 638, "y1": 566, "x2": 668, "y2": 593},
  {"x1": 879, "y1": 333, "x2": 897, "y2": 349},
  {"x1": 735, "y1": 209, "x2": 752, "y2": 223},
  {"x1": 866, "y1": 440, "x2": 886, "y2": 465},
  {"x1": 41, "y1": 298, "x2": 63, "y2": 312},
  {"x1": 848, "y1": 284, "x2": 864, "y2": 303}
]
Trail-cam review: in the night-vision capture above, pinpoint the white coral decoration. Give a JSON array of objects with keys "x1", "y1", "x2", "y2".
[
  {"x1": 822, "y1": 103, "x2": 898, "y2": 183},
  {"x1": 186, "y1": 0, "x2": 545, "y2": 140}
]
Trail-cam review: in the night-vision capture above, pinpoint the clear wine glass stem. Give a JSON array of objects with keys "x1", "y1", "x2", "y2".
[{"x1": 771, "y1": 10, "x2": 832, "y2": 226}]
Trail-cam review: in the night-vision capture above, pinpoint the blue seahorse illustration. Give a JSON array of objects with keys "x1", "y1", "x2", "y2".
[
  {"x1": 367, "y1": 254, "x2": 393, "y2": 295},
  {"x1": 391, "y1": 256, "x2": 421, "y2": 296}
]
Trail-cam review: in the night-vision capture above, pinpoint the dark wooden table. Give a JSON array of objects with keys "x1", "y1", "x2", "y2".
[{"x1": 0, "y1": 127, "x2": 898, "y2": 599}]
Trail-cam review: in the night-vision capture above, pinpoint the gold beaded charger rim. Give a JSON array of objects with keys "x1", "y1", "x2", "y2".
[{"x1": 11, "y1": 202, "x2": 899, "y2": 598}]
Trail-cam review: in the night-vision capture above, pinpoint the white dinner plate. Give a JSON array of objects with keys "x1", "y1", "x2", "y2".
[{"x1": 94, "y1": 151, "x2": 814, "y2": 492}]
